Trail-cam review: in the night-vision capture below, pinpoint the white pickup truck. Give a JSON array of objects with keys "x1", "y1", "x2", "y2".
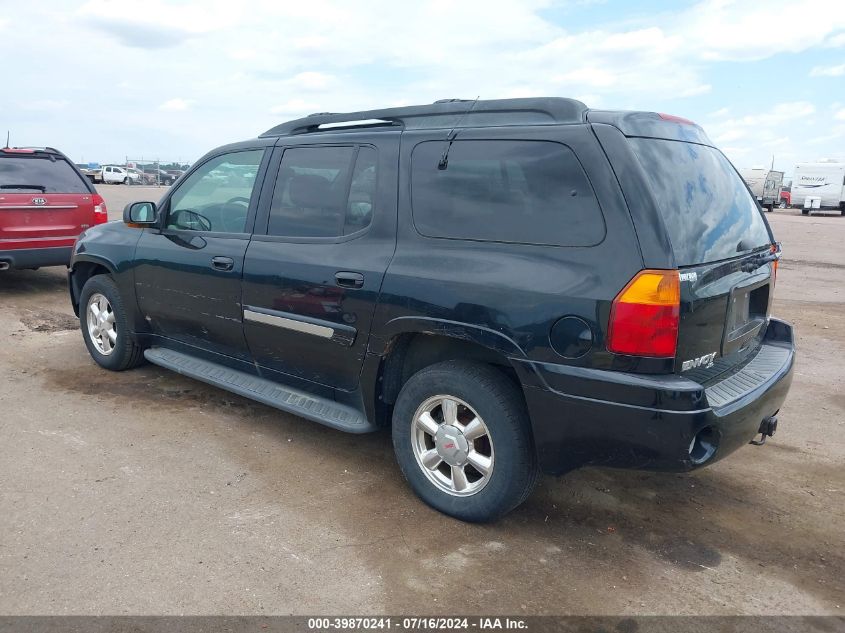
[{"x1": 84, "y1": 165, "x2": 132, "y2": 185}]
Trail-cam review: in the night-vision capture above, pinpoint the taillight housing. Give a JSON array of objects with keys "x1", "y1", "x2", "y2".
[
  {"x1": 607, "y1": 269, "x2": 680, "y2": 358},
  {"x1": 92, "y1": 194, "x2": 108, "y2": 225}
]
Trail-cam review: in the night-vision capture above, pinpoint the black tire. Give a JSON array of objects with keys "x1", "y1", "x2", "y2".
[
  {"x1": 79, "y1": 275, "x2": 145, "y2": 371},
  {"x1": 765, "y1": 204, "x2": 773, "y2": 212},
  {"x1": 392, "y1": 360, "x2": 538, "y2": 522},
  {"x1": 123, "y1": 177, "x2": 130, "y2": 185},
  {"x1": 802, "y1": 208, "x2": 810, "y2": 215}
]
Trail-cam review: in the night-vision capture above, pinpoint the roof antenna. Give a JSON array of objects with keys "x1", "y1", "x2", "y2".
[{"x1": 438, "y1": 96, "x2": 479, "y2": 170}]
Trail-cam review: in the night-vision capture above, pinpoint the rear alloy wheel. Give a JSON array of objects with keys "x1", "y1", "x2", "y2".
[
  {"x1": 392, "y1": 360, "x2": 538, "y2": 522},
  {"x1": 411, "y1": 395, "x2": 494, "y2": 497},
  {"x1": 79, "y1": 275, "x2": 145, "y2": 371}
]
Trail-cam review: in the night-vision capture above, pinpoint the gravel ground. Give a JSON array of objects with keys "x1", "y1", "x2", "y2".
[{"x1": 0, "y1": 186, "x2": 843, "y2": 615}]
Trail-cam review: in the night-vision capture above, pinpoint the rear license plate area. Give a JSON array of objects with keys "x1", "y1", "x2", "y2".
[{"x1": 723, "y1": 278, "x2": 769, "y2": 355}]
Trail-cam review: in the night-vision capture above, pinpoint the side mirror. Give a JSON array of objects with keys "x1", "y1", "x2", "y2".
[{"x1": 123, "y1": 201, "x2": 157, "y2": 226}]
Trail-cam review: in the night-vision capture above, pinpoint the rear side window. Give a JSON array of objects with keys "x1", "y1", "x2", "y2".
[
  {"x1": 0, "y1": 156, "x2": 89, "y2": 193},
  {"x1": 411, "y1": 140, "x2": 605, "y2": 246},
  {"x1": 629, "y1": 138, "x2": 771, "y2": 265},
  {"x1": 267, "y1": 145, "x2": 377, "y2": 238}
]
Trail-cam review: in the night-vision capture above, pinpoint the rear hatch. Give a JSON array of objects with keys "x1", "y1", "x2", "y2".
[
  {"x1": 0, "y1": 150, "x2": 96, "y2": 249},
  {"x1": 628, "y1": 137, "x2": 776, "y2": 381}
]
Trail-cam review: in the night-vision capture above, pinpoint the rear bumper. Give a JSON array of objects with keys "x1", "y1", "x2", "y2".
[
  {"x1": 0, "y1": 246, "x2": 72, "y2": 269},
  {"x1": 517, "y1": 318, "x2": 795, "y2": 475}
]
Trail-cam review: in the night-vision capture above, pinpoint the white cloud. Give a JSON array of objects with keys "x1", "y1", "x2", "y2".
[
  {"x1": 287, "y1": 72, "x2": 336, "y2": 91},
  {"x1": 679, "y1": 0, "x2": 845, "y2": 61},
  {"x1": 76, "y1": 0, "x2": 239, "y2": 48},
  {"x1": 269, "y1": 99, "x2": 320, "y2": 116},
  {"x1": 826, "y1": 32, "x2": 845, "y2": 47},
  {"x1": 836, "y1": 108, "x2": 845, "y2": 120},
  {"x1": 22, "y1": 99, "x2": 69, "y2": 112},
  {"x1": 1, "y1": 0, "x2": 843, "y2": 168},
  {"x1": 810, "y1": 63, "x2": 845, "y2": 77},
  {"x1": 158, "y1": 98, "x2": 194, "y2": 112}
]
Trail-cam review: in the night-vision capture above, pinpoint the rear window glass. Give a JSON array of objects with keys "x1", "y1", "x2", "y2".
[
  {"x1": 629, "y1": 138, "x2": 771, "y2": 265},
  {"x1": 0, "y1": 155, "x2": 90, "y2": 193},
  {"x1": 411, "y1": 140, "x2": 605, "y2": 246}
]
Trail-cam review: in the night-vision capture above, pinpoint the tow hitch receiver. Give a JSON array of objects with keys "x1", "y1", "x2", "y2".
[{"x1": 750, "y1": 415, "x2": 778, "y2": 446}]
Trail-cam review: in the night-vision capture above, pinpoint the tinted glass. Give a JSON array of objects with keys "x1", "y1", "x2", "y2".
[
  {"x1": 167, "y1": 149, "x2": 264, "y2": 233},
  {"x1": 0, "y1": 156, "x2": 90, "y2": 193},
  {"x1": 268, "y1": 145, "x2": 376, "y2": 237},
  {"x1": 629, "y1": 138, "x2": 771, "y2": 265},
  {"x1": 411, "y1": 140, "x2": 604, "y2": 246}
]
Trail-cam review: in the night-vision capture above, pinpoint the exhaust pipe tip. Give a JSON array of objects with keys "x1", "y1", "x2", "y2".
[
  {"x1": 0, "y1": 261, "x2": 10, "y2": 271},
  {"x1": 689, "y1": 426, "x2": 719, "y2": 465}
]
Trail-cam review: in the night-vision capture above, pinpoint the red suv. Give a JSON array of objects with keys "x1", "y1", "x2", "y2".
[{"x1": 1, "y1": 147, "x2": 108, "y2": 270}]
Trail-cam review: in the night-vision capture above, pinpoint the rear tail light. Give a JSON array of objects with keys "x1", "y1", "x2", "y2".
[
  {"x1": 93, "y1": 194, "x2": 108, "y2": 225},
  {"x1": 607, "y1": 269, "x2": 680, "y2": 358}
]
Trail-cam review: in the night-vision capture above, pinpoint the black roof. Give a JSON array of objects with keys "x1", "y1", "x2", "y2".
[{"x1": 260, "y1": 97, "x2": 589, "y2": 137}]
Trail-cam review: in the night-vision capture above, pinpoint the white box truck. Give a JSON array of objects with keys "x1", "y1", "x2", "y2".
[
  {"x1": 739, "y1": 167, "x2": 784, "y2": 212},
  {"x1": 792, "y1": 162, "x2": 845, "y2": 216}
]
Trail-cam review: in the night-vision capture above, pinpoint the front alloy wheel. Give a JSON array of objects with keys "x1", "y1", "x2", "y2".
[
  {"x1": 87, "y1": 293, "x2": 116, "y2": 355},
  {"x1": 79, "y1": 274, "x2": 145, "y2": 371},
  {"x1": 412, "y1": 395, "x2": 494, "y2": 496}
]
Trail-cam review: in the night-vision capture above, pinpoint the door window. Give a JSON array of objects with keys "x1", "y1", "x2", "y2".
[
  {"x1": 166, "y1": 150, "x2": 264, "y2": 233},
  {"x1": 267, "y1": 146, "x2": 377, "y2": 238}
]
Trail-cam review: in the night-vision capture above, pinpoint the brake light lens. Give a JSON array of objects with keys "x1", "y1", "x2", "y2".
[
  {"x1": 92, "y1": 194, "x2": 108, "y2": 225},
  {"x1": 607, "y1": 269, "x2": 680, "y2": 358},
  {"x1": 658, "y1": 113, "x2": 697, "y2": 126}
]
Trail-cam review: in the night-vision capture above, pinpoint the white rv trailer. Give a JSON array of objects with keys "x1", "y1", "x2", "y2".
[
  {"x1": 739, "y1": 168, "x2": 784, "y2": 211},
  {"x1": 792, "y1": 162, "x2": 845, "y2": 215}
]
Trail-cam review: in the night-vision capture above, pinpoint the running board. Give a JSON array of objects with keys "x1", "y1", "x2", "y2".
[{"x1": 143, "y1": 347, "x2": 375, "y2": 434}]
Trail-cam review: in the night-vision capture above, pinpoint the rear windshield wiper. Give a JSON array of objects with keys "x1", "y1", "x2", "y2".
[
  {"x1": 740, "y1": 244, "x2": 780, "y2": 273},
  {"x1": 0, "y1": 184, "x2": 47, "y2": 191}
]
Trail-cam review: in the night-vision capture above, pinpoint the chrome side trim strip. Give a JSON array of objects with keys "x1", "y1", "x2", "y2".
[
  {"x1": 243, "y1": 309, "x2": 334, "y2": 339},
  {"x1": 0, "y1": 205, "x2": 79, "y2": 210}
]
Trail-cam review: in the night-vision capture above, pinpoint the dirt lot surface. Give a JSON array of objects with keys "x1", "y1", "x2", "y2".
[{"x1": 1, "y1": 186, "x2": 843, "y2": 615}]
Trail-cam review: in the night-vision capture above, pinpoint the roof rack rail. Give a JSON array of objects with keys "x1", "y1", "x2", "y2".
[{"x1": 261, "y1": 97, "x2": 589, "y2": 137}]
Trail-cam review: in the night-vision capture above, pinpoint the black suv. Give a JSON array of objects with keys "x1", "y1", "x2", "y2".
[{"x1": 68, "y1": 98, "x2": 795, "y2": 522}]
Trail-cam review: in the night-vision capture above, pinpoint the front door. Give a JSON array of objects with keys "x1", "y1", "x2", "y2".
[
  {"x1": 133, "y1": 147, "x2": 269, "y2": 361},
  {"x1": 242, "y1": 135, "x2": 399, "y2": 391}
]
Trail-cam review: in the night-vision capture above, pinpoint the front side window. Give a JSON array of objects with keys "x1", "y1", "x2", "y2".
[
  {"x1": 166, "y1": 150, "x2": 264, "y2": 233},
  {"x1": 267, "y1": 145, "x2": 377, "y2": 238},
  {"x1": 410, "y1": 140, "x2": 605, "y2": 246}
]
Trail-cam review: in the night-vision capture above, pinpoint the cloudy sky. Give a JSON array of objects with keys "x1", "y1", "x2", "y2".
[{"x1": 2, "y1": 0, "x2": 844, "y2": 175}]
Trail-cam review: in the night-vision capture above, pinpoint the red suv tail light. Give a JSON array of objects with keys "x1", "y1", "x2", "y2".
[
  {"x1": 92, "y1": 194, "x2": 108, "y2": 225},
  {"x1": 607, "y1": 269, "x2": 680, "y2": 358}
]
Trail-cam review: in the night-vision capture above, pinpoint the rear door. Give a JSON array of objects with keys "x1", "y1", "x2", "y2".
[
  {"x1": 241, "y1": 133, "x2": 399, "y2": 392},
  {"x1": 626, "y1": 137, "x2": 776, "y2": 378},
  {"x1": 0, "y1": 150, "x2": 96, "y2": 250}
]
